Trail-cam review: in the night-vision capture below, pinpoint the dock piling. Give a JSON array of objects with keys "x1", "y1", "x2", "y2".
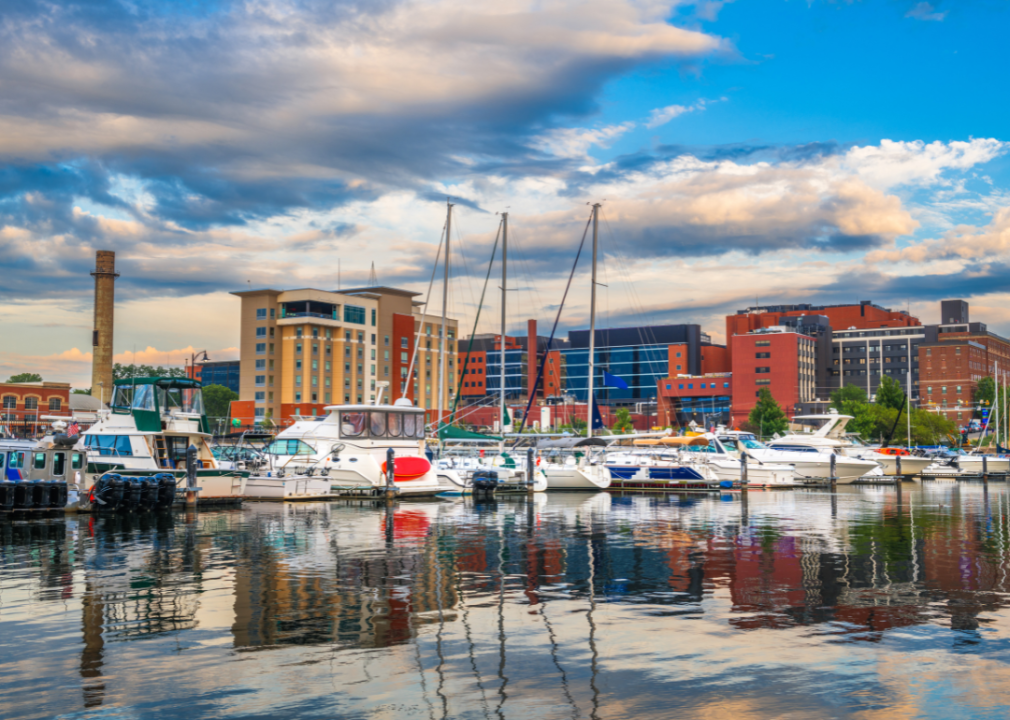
[
  {"x1": 385, "y1": 447, "x2": 397, "y2": 501},
  {"x1": 829, "y1": 452, "x2": 837, "y2": 491},
  {"x1": 526, "y1": 448, "x2": 535, "y2": 494}
]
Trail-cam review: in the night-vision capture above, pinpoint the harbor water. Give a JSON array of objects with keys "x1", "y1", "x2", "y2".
[{"x1": 4, "y1": 484, "x2": 1010, "y2": 719}]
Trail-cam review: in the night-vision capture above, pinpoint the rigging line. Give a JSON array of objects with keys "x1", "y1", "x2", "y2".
[
  {"x1": 506, "y1": 222, "x2": 546, "y2": 331},
  {"x1": 494, "y1": 527, "x2": 509, "y2": 720},
  {"x1": 448, "y1": 220, "x2": 503, "y2": 426},
  {"x1": 602, "y1": 210, "x2": 661, "y2": 349},
  {"x1": 433, "y1": 540, "x2": 449, "y2": 720},
  {"x1": 513, "y1": 210, "x2": 594, "y2": 442},
  {"x1": 456, "y1": 559, "x2": 492, "y2": 720},
  {"x1": 403, "y1": 222, "x2": 447, "y2": 398},
  {"x1": 450, "y1": 212, "x2": 481, "y2": 323}
]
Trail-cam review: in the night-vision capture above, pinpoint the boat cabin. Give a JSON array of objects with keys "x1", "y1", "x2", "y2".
[{"x1": 0, "y1": 439, "x2": 86, "y2": 482}]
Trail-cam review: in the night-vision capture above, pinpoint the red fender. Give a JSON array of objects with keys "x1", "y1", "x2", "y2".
[{"x1": 381, "y1": 456, "x2": 432, "y2": 481}]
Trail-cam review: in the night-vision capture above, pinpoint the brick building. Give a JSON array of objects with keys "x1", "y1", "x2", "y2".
[
  {"x1": 730, "y1": 329, "x2": 816, "y2": 426},
  {"x1": 0, "y1": 382, "x2": 72, "y2": 423},
  {"x1": 657, "y1": 374, "x2": 733, "y2": 427}
]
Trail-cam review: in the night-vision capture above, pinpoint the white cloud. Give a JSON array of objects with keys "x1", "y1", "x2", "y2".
[
  {"x1": 533, "y1": 123, "x2": 636, "y2": 159},
  {"x1": 906, "y1": 2, "x2": 946, "y2": 21},
  {"x1": 645, "y1": 98, "x2": 719, "y2": 128}
]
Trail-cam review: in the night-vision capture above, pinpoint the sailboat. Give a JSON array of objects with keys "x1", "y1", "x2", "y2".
[{"x1": 541, "y1": 204, "x2": 610, "y2": 491}]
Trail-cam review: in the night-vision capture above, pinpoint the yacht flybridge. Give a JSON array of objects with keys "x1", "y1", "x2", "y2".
[
  {"x1": 80, "y1": 377, "x2": 247, "y2": 503},
  {"x1": 769, "y1": 411, "x2": 934, "y2": 477},
  {"x1": 264, "y1": 399, "x2": 462, "y2": 496}
]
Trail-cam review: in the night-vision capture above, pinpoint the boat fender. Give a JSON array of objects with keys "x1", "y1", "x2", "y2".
[
  {"x1": 52, "y1": 434, "x2": 78, "y2": 448},
  {"x1": 0, "y1": 480, "x2": 14, "y2": 510},
  {"x1": 154, "y1": 473, "x2": 177, "y2": 510}
]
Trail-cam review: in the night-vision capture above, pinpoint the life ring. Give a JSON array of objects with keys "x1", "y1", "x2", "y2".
[{"x1": 381, "y1": 456, "x2": 432, "y2": 481}]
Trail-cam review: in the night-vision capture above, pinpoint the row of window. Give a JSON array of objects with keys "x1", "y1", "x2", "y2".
[
  {"x1": 2, "y1": 450, "x2": 84, "y2": 474},
  {"x1": 666, "y1": 381, "x2": 730, "y2": 390},
  {"x1": 1, "y1": 396, "x2": 61, "y2": 410},
  {"x1": 926, "y1": 386, "x2": 964, "y2": 394}
]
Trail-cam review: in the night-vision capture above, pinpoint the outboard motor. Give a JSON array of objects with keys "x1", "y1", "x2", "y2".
[
  {"x1": 120, "y1": 476, "x2": 142, "y2": 510},
  {"x1": 0, "y1": 479, "x2": 14, "y2": 510},
  {"x1": 13, "y1": 481, "x2": 35, "y2": 509},
  {"x1": 90, "y1": 473, "x2": 125, "y2": 511},
  {"x1": 154, "y1": 473, "x2": 177, "y2": 510},
  {"x1": 138, "y1": 476, "x2": 159, "y2": 510},
  {"x1": 45, "y1": 480, "x2": 68, "y2": 509},
  {"x1": 471, "y1": 469, "x2": 499, "y2": 497}
]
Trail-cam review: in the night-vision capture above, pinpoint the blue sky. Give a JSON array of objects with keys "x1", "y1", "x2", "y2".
[{"x1": 1, "y1": 0, "x2": 1008, "y2": 385}]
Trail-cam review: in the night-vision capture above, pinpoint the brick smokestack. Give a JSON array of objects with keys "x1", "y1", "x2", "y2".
[
  {"x1": 90, "y1": 251, "x2": 119, "y2": 405},
  {"x1": 527, "y1": 318, "x2": 537, "y2": 403}
]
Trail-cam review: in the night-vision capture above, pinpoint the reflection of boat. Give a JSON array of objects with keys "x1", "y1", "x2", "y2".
[{"x1": 265, "y1": 400, "x2": 459, "y2": 496}]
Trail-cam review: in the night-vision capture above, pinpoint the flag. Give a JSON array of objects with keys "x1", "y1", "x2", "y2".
[
  {"x1": 503, "y1": 407, "x2": 511, "y2": 425},
  {"x1": 602, "y1": 370, "x2": 629, "y2": 390},
  {"x1": 67, "y1": 421, "x2": 80, "y2": 437},
  {"x1": 591, "y1": 394, "x2": 605, "y2": 430}
]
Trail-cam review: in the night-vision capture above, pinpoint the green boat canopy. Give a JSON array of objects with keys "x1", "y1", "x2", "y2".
[
  {"x1": 113, "y1": 377, "x2": 202, "y2": 389},
  {"x1": 437, "y1": 425, "x2": 503, "y2": 442}
]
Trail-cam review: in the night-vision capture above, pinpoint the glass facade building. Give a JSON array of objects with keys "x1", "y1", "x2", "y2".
[
  {"x1": 200, "y1": 361, "x2": 241, "y2": 394},
  {"x1": 562, "y1": 344, "x2": 670, "y2": 404},
  {"x1": 484, "y1": 349, "x2": 528, "y2": 401}
]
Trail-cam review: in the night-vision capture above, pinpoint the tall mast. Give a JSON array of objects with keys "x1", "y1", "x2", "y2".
[
  {"x1": 588, "y1": 203, "x2": 600, "y2": 438},
  {"x1": 907, "y1": 348, "x2": 912, "y2": 447},
  {"x1": 439, "y1": 201, "x2": 452, "y2": 430},
  {"x1": 500, "y1": 212, "x2": 508, "y2": 433}
]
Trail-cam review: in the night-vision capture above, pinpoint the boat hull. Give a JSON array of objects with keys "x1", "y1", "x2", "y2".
[
  {"x1": 544, "y1": 465, "x2": 610, "y2": 490},
  {"x1": 244, "y1": 475, "x2": 331, "y2": 501}
]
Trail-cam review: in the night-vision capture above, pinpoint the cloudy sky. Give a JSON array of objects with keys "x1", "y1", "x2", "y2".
[{"x1": 2, "y1": 0, "x2": 1009, "y2": 387}]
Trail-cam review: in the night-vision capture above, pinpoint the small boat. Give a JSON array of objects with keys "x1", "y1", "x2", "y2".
[
  {"x1": 679, "y1": 435, "x2": 799, "y2": 488},
  {"x1": 539, "y1": 438, "x2": 611, "y2": 490}
]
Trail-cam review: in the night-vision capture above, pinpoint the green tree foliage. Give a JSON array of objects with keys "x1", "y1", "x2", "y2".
[
  {"x1": 72, "y1": 388, "x2": 92, "y2": 395},
  {"x1": 7, "y1": 373, "x2": 42, "y2": 383},
  {"x1": 113, "y1": 363, "x2": 187, "y2": 380},
  {"x1": 749, "y1": 388, "x2": 789, "y2": 438},
  {"x1": 202, "y1": 384, "x2": 238, "y2": 419},
  {"x1": 975, "y1": 377, "x2": 995, "y2": 405},
  {"x1": 875, "y1": 375, "x2": 906, "y2": 411},
  {"x1": 611, "y1": 407, "x2": 634, "y2": 434}
]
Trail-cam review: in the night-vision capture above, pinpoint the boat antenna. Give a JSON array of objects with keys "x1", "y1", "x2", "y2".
[
  {"x1": 587, "y1": 202, "x2": 600, "y2": 439},
  {"x1": 437, "y1": 199, "x2": 453, "y2": 437},
  {"x1": 369, "y1": 261, "x2": 378, "y2": 286}
]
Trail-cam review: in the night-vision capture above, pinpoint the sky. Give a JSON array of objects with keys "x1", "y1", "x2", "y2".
[{"x1": 2, "y1": 0, "x2": 1010, "y2": 388}]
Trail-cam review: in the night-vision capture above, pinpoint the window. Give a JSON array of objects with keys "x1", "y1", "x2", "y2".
[
  {"x1": 255, "y1": 391, "x2": 265, "y2": 401},
  {"x1": 312, "y1": 328, "x2": 319, "y2": 339},
  {"x1": 270, "y1": 308, "x2": 276, "y2": 319},
  {"x1": 344, "y1": 305, "x2": 366, "y2": 324},
  {"x1": 312, "y1": 359, "x2": 318, "y2": 370},
  {"x1": 24, "y1": 397, "x2": 37, "y2": 410},
  {"x1": 256, "y1": 343, "x2": 266, "y2": 354},
  {"x1": 755, "y1": 352, "x2": 770, "y2": 359},
  {"x1": 49, "y1": 398, "x2": 61, "y2": 411},
  {"x1": 755, "y1": 367, "x2": 771, "y2": 374},
  {"x1": 255, "y1": 408, "x2": 265, "y2": 418},
  {"x1": 401, "y1": 351, "x2": 408, "y2": 362},
  {"x1": 755, "y1": 379, "x2": 771, "y2": 385},
  {"x1": 256, "y1": 327, "x2": 266, "y2": 338},
  {"x1": 401, "y1": 337, "x2": 409, "y2": 349},
  {"x1": 755, "y1": 340, "x2": 771, "y2": 347},
  {"x1": 723, "y1": 382, "x2": 729, "y2": 388},
  {"x1": 957, "y1": 386, "x2": 962, "y2": 393},
  {"x1": 256, "y1": 308, "x2": 267, "y2": 319},
  {"x1": 295, "y1": 392, "x2": 302, "y2": 403},
  {"x1": 313, "y1": 344, "x2": 318, "y2": 355},
  {"x1": 255, "y1": 359, "x2": 266, "y2": 370},
  {"x1": 926, "y1": 349, "x2": 932, "y2": 356},
  {"x1": 34, "y1": 452, "x2": 46, "y2": 470},
  {"x1": 371, "y1": 309, "x2": 377, "y2": 326},
  {"x1": 941, "y1": 386, "x2": 947, "y2": 394},
  {"x1": 295, "y1": 376, "x2": 302, "y2": 387},
  {"x1": 927, "y1": 386, "x2": 932, "y2": 394},
  {"x1": 255, "y1": 375, "x2": 265, "y2": 386},
  {"x1": 296, "y1": 327, "x2": 303, "y2": 338},
  {"x1": 296, "y1": 343, "x2": 302, "y2": 354},
  {"x1": 2, "y1": 396, "x2": 14, "y2": 410},
  {"x1": 676, "y1": 352, "x2": 682, "y2": 358},
  {"x1": 295, "y1": 359, "x2": 302, "y2": 370}
]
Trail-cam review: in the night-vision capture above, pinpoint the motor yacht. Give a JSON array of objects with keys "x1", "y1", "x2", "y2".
[
  {"x1": 538, "y1": 437, "x2": 611, "y2": 491},
  {"x1": 770, "y1": 411, "x2": 933, "y2": 477},
  {"x1": 676, "y1": 435, "x2": 800, "y2": 488},
  {"x1": 263, "y1": 399, "x2": 462, "y2": 496},
  {"x1": 604, "y1": 437, "x2": 725, "y2": 490},
  {"x1": 80, "y1": 377, "x2": 247, "y2": 505},
  {"x1": 717, "y1": 429, "x2": 880, "y2": 484}
]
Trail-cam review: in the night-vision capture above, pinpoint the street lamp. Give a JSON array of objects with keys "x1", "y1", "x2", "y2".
[{"x1": 186, "y1": 350, "x2": 211, "y2": 380}]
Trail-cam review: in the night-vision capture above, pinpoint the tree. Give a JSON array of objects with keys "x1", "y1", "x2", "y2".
[
  {"x1": 8, "y1": 373, "x2": 42, "y2": 383},
  {"x1": 749, "y1": 388, "x2": 789, "y2": 438},
  {"x1": 611, "y1": 407, "x2": 634, "y2": 434},
  {"x1": 202, "y1": 384, "x2": 238, "y2": 419},
  {"x1": 72, "y1": 388, "x2": 92, "y2": 395},
  {"x1": 113, "y1": 363, "x2": 187, "y2": 380},
  {"x1": 975, "y1": 377, "x2": 995, "y2": 405},
  {"x1": 875, "y1": 375, "x2": 906, "y2": 411}
]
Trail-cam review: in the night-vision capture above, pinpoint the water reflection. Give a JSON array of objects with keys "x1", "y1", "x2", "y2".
[{"x1": 3, "y1": 485, "x2": 1010, "y2": 718}]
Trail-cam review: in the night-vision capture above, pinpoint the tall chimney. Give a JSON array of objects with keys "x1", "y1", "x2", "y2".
[{"x1": 90, "y1": 251, "x2": 119, "y2": 405}]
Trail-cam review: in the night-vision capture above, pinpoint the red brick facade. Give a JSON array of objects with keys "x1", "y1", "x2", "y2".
[
  {"x1": 730, "y1": 332, "x2": 816, "y2": 426},
  {"x1": 0, "y1": 382, "x2": 72, "y2": 422}
]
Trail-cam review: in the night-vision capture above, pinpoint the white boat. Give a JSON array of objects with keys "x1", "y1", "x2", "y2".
[
  {"x1": 263, "y1": 399, "x2": 461, "y2": 497},
  {"x1": 773, "y1": 411, "x2": 932, "y2": 477},
  {"x1": 680, "y1": 435, "x2": 799, "y2": 488},
  {"x1": 718, "y1": 429, "x2": 880, "y2": 484},
  {"x1": 539, "y1": 438, "x2": 611, "y2": 490},
  {"x1": 604, "y1": 439, "x2": 726, "y2": 490},
  {"x1": 80, "y1": 377, "x2": 247, "y2": 503}
]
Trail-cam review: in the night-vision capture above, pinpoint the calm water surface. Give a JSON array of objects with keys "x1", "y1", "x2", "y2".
[{"x1": 3, "y1": 484, "x2": 1010, "y2": 719}]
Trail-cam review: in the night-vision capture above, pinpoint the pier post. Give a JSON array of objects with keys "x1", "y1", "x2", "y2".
[
  {"x1": 526, "y1": 448, "x2": 535, "y2": 495},
  {"x1": 740, "y1": 453, "x2": 749, "y2": 487},
  {"x1": 185, "y1": 444, "x2": 199, "y2": 507},
  {"x1": 896, "y1": 454, "x2": 902, "y2": 482},
  {"x1": 385, "y1": 448, "x2": 397, "y2": 501},
  {"x1": 983, "y1": 454, "x2": 989, "y2": 484},
  {"x1": 829, "y1": 452, "x2": 837, "y2": 491}
]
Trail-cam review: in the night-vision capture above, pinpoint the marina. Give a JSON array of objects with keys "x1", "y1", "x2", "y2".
[{"x1": 4, "y1": 484, "x2": 1010, "y2": 719}]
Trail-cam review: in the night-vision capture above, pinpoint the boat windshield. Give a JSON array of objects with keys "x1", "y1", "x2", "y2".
[
  {"x1": 158, "y1": 387, "x2": 204, "y2": 414},
  {"x1": 263, "y1": 439, "x2": 315, "y2": 456},
  {"x1": 340, "y1": 411, "x2": 425, "y2": 439},
  {"x1": 731, "y1": 434, "x2": 768, "y2": 450}
]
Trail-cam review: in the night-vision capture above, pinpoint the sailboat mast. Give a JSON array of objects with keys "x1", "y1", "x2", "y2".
[
  {"x1": 439, "y1": 201, "x2": 452, "y2": 430},
  {"x1": 587, "y1": 203, "x2": 600, "y2": 438},
  {"x1": 500, "y1": 212, "x2": 508, "y2": 433}
]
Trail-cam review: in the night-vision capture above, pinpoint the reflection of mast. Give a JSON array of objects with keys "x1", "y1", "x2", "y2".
[
  {"x1": 80, "y1": 583, "x2": 106, "y2": 708},
  {"x1": 495, "y1": 527, "x2": 509, "y2": 720},
  {"x1": 540, "y1": 603, "x2": 580, "y2": 718},
  {"x1": 434, "y1": 538, "x2": 449, "y2": 720},
  {"x1": 455, "y1": 560, "x2": 491, "y2": 720},
  {"x1": 586, "y1": 537, "x2": 601, "y2": 720}
]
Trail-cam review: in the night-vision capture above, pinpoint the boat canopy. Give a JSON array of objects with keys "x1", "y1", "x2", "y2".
[
  {"x1": 113, "y1": 377, "x2": 202, "y2": 388},
  {"x1": 438, "y1": 425, "x2": 503, "y2": 442},
  {"x1": 538, "y1": 436, "x2": 611, "y2": 449}
]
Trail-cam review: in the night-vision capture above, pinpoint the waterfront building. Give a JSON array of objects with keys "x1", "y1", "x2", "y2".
[
  {"x1": 457, "y1": 320, "x2": 566, "y2": 406},
  {"x1": 186, "y1": 360, "x2": 241, "y2": 394},
  {"x1": 730, "y1": 328, "x2": 816, "y2": 426},
  {"x1": 657, "y1": 373, "x2": 733, "y2": 427},
  {"x1": 563, "y1": 324, "x2": 724, "y2": 407},
  {"x1": 0, "y1": 382, "x2": 71, "y2": 424},
  {"x1": 230, "y1": 286, "x2": 458, "y2": 426},
  {"x1": 917, "y1": 300, "x2": 1010, "y2": 422}
]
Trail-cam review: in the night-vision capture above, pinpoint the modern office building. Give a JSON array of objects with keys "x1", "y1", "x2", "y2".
[
  {"x1": 657, "y1": 374, "x2": 733, "y2": 427},
  {"x1": 562, "y1": 324, "x2": 723, "y2": 407},
  {"x1": 230, "y1": 286, "x2": 458, "y2": 426},
  {"x1": 189, "y1": 360, "x2": 241, "y2": 394}
]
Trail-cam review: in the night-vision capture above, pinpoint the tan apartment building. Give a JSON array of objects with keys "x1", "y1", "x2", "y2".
[{"x1": 231, "y1": 286, "x2": 458, "y2": 427}]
